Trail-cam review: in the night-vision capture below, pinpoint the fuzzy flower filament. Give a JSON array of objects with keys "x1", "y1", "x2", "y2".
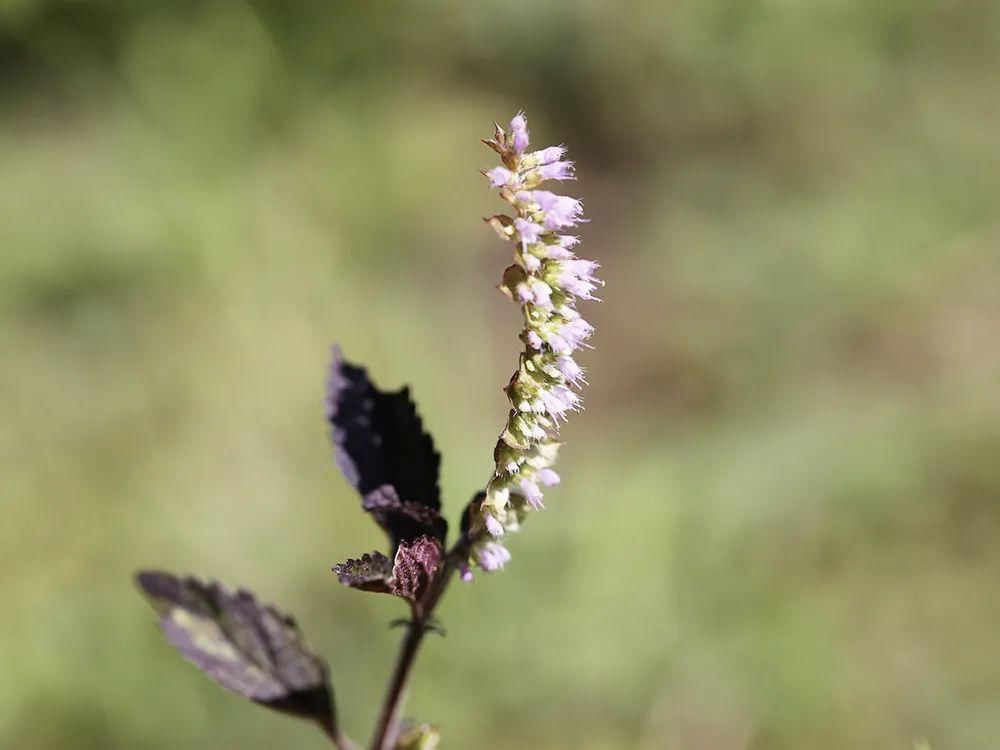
[{"x1": 470, "y1": 112, "x2": 601, "y2": 573}]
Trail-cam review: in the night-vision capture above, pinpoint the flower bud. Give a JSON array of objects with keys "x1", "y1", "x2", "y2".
[{"x1": 510, "y1": 111, "x2": 530, "y2": 154}]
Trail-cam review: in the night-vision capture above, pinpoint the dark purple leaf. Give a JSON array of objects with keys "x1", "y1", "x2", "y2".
[
  {"x1": 136, "y1": 571, "x2": 336, "y2": 730},
  {"x1": 325, "y1": 348, "x2": 442, "y2": 526},
  {"x1": 332, "y1": 551, "x2": 393, "y2": 593},
  {"x1": 333, "y1": 538, "x2": 442, "y2": 608},
  {"x1": 390, "y1": 536, "x2": 443, "y2": 604},
  {"x1": 362, "y1": 485, "x2": 447, "y2": 549}
]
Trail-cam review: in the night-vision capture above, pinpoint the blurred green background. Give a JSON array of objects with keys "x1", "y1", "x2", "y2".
[{"x1": 2, "y1": 1, "x2": 999, "y2": 748}]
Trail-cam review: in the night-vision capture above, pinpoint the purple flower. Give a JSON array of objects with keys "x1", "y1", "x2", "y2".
[
  {"x1": 477, "y1": 112, "x2": 601, "y2": 575},
  {"x1": 564, "y1": 258, "x2": 600, "y2": 277},
  {"x1": 474, "y1": 541, "x2": 512, "y2": 571},
  {"x1": 558, "y1": 259, "x2": 602, "y2": 300},
  {"x1": 485, "y1": 513, "x2": 505, "y2": 537},
  {"x1": 556, "y1": 303, "x2": 579, "y2": 318},
  {"x1": 540, "y1": 244, "x2": 574, "y2": 260},
  {"x1": 486, "y1": 166, "x2": 515, "y2": 187},
  {"x1": 529, "y1": 278, "x2": 553, "y2": 307},
  {"x1": 562, "y1": 277, "x2": 598, "y2": 299},
  {"x1": 514, "y1": 218, "x2": 544, "y2": 245},
  {"x1": 555, "y1": 356, "x2": 585, "y2": 384},
  {"x1": 458, "y1": 561, "x2": 474, "y2": 582},
  {"x1": 544, "y1": 332, "x2": 572, "y2": 354},
  {"x1": 510, "y1": 112, "x2": 530, "y2": 154},
  {"x1": 551, "y1": 385, "x2": 580, "y2": 412},
  {"x1": 519, "y1": 478, "x2": 545, "y2": 509},
  {"x1": 536, "y1": 161, "x2": 575, "y2": 182},
  {"x1": 514, "y1": 190, "x2": 537, "y2": 208},
  {"x1": 557, "y1": 317, "x2": 595, "y2": 350},
  {"x1": 541, "y1": 197, "x2": 584, "y2": 230},
  {"x1": 538, "y1": 468, "x2": 561, "y2": 486},
  {"x1": 516, "y1": 278, "x2": 553, "y2": 307},
  {"x1": 521, "y1": 191, "x2": 584, "y2": 230},
  {"x1": 529, "y1": 145, "x2": 567, "y2": 166},
  {"x1": 538, "y1": 387, "x2": 577, "y2": 418}
]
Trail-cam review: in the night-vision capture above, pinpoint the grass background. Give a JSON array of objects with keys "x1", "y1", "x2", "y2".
[{"x1": 1, "y1": 2, "x2": 999, "y2": 748}]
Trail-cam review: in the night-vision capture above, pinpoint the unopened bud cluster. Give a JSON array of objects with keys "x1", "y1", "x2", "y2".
[{"x1": 467, "y1": 112, "x2": 601, "y2": 574}]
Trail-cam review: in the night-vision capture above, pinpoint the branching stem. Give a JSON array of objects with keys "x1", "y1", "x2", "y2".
[{"x1": 368, "y1": 544, "x2": 466, "y2": 750}]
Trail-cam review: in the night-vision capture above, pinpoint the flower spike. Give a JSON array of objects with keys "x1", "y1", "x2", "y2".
[{"x1": 469, "y1": 112, "x2": 602, "y2": 573}]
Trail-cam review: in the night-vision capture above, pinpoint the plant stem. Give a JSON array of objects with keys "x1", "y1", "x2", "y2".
[
  {"x1": 370, "y1": 617, "x2": 428, "y2": 750},
  {"x1": 369, "y1": 550, "x2": 463, "y2": 750}
]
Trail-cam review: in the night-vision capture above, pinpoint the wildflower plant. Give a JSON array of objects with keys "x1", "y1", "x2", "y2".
[{"x1": 135, "y1": 112, "x2": 600, "y2": 750}]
